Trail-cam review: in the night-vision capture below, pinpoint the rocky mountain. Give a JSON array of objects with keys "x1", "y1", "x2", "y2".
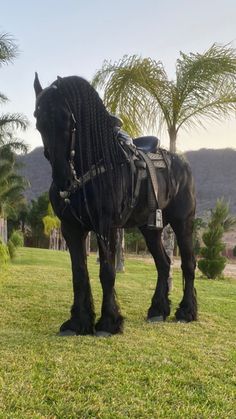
[
  {"x1": 18, "y1": 147, "x2": 51, "y2": 202},
  {"x1": 17, "y1": 147, "x2": 236, "y2": 216},
  {"x1": 186, "y1": 148, "x2": 236, "y2": 215}
]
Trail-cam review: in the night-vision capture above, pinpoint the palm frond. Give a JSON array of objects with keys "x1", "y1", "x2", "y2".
[
  {"x1": 0, "y1": 113, "x2": 28, "y2": 131},
  {"x1": 93, "y1": 55, "x2": 169, "y2": 134},
  {"x1": 0, "y1": 32, "x2": 18, "y2": 66},
  {"x1": 175, "y1": 43, "x2": 236, "y2": 129},
  {"x1": 0, "y1": 162, "x2": 14, "y2": 182},
  {"x1": 0, "y1": 184, "x2": 25, "y2": 203},
  {"x1": 0, "y1": 144, "x2": 15, "y2": 161},
  {"x1": 0, "y1": 138, "x2": 28, "y2": 154},
  {"x1": 0, "y1": 92, "x2": 8, "y2": 104},
  {"x1": 93, "y1": 44, "x2": 236, "y2": 148}
]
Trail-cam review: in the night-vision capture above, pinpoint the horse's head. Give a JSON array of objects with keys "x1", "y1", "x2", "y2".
[
  {"x1": 33, "y1": 73, "x2": 74, "y2": 193},
  {"x1": 34, "y1": 73, "x2": 125, "y2": 238}
]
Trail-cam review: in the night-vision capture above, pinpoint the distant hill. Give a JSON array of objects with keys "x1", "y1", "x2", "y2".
[
  {"x1": 17, "y1": 147, "x2": 236, "y2": 215},
  {"x1": 186, "y1": 148, "x2": 236, "y2": 215},
  {"x1": 17, "y1": 147, "x2": 51, "y2": 201}
]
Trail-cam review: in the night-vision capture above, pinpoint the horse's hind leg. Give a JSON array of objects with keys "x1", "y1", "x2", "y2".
[
  {"x1": 140, "y1": 226, "x2": 171, "y2": 321},
  {"x1": 60, "y1": 221, "x2": 95, "y2": 335},
  {"x1": 95, "y1": 229, "x2": 124, "y2": 335},
  {"x1": 171, "y1": 216, "x2": 197, "y2": 322}
]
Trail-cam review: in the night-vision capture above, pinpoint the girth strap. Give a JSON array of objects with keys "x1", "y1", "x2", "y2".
[
  {"x1": 118, "y1": 161, "x2": 145, "y2": 226},
  {"x1": 137, "y1": 149, "x2": 163, "y2": 229}
]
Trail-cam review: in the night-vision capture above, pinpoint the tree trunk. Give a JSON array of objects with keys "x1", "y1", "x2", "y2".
[
  {"x1": 166, "y1": 127, "x2": 177, "y2": 290},
  {"x1": 168, "y1": 127, "x2": 177, "y2": 153},
  {"x1": 86, "y1": 232, "x2": 91, "y2": 256},
  {"x1": 0, "y1": 217, "x2": 7, "y2": 244},
  {"x1": 116, "y1": 228, "x2": 125, "y2": 272},
  {"x1": 162, "y1": 225, "x2": 175, "y2": 291}
]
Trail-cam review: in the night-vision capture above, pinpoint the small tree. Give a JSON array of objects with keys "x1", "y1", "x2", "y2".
[
  {"x1": 27, "y1": 192, "x2": 50, "y2": 248},
  {"x1": 193, "y1": 217, "x2": 207, "y2": 256},
  {"x1": 43, "y1": 203, "x2": 62, "y2": 250},
  {"x1": 198, "y1": 199, "x2": 236, "y2": 279}
]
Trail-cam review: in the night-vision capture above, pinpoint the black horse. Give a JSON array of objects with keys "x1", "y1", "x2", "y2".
[{"x1": 34, "y1": 74, "x2": 197, "y2": 336}]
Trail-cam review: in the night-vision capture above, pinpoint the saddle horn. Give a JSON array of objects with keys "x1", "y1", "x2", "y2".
[{"x1": 34, "y1": 72, "x2": 43, "y2": 97}]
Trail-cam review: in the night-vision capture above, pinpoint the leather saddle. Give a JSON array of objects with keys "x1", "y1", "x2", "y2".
[
  {"x1": 110, "y1": 114, "x2": 160, "y2": 154},
  {"x1": 133, "y1": 136, "x2": 159, "y2": 154}
]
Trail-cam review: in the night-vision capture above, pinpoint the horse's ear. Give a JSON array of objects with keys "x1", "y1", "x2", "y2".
[{"x1": 34, "y1": 72, "x2": 43, "y2": 97}]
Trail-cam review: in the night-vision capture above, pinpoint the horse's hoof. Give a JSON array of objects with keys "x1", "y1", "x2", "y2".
[
  {"x1": 58, "y1": 329, "x2": 77, "y2": 336},
  {"x1": 177, "y1": 319, "x2": 188, "y2": 323},
  {"x1": 147, "y1": 315, "x2": 164, "y2": 323},
  {"x1": 95, "y1": 331, "x2": 112, "y2": 337}
]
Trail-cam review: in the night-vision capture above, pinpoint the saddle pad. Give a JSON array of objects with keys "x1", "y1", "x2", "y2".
[{"x1": 147, "y1": 150, "x2": 167, "y2": 168}]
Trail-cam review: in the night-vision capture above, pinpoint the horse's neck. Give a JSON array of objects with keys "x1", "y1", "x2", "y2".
[{"x1": 74, "y1": 137, "x2": 103, "y2": 176}]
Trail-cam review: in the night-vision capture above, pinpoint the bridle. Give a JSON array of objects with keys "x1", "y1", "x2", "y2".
[
  {"x1": 48, "y1": 83, "x2": 106, "y2": 233},
  {"x1": 54, "y1": 87, "x2": 106, "y2": 203}
]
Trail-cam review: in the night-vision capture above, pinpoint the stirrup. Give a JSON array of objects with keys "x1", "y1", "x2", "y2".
[{"x1": 148, "y1": 209, "x2": 163, "y2": 229}]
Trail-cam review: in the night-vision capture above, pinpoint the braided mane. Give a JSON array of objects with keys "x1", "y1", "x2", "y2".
[{"x1": 55, "y1": 76, "x2": 124, "y2": 239}]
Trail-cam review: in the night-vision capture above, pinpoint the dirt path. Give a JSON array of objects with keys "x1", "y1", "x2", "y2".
[
  {"x1": 128, "y1": 255, "x2": 236, "y2": 278},
  {"x1": 173, "y1": 259, "x2": 236, "y2": 278}
]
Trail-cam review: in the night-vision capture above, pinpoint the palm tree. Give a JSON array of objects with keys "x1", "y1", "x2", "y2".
[
  {"x1": 0, "y1": 33, "x2": 18, "y2": 65},
  {"x1": 0, "y1": 32, "x2": 28, "y2": 243},
  {"x1": 0, "y1": 145, "x2": 27, "y2": 217},
  {"x1": 0, "y1": 145, "x2": 27, "y2": 243},
  {"x1": 93, "y1": 43, "x2": 236, "y2": 152},
  {"x1": 0, "y1": 113, "x2": 28, "y2": 153},
  {"x1": 0, "y1": 32, "x2": 28, "y2": 153}
]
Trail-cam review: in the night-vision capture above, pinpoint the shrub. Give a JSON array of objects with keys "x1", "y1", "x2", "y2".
[
  {"x1": 0, "y1": 239, "x2": 10, "y2": 267},
  {"x1": 198, "y1": 199, "x2": 234, "y2": 279},
  {"x1": 10, "y1": 230, "x2": 24, "y2": 247},
  {"x1": 7, "y1": 239, "x2": 16, "y2": 259},
  {"x1": 198, "y1": 258, "x2": 226, "y2": 279}
]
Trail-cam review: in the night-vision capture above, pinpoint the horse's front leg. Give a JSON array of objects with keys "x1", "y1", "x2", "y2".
[
  {"x1": 60, "y1": 221, "x2": 95, "y2": 335},
  {"x1": 95, "y1": 230, "x2": 124, "y2": 336}
]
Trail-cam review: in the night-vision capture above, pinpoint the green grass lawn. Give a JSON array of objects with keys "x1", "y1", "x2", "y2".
[{"x1": 0, "y1": 247, "x2": 236, "y2": 418}]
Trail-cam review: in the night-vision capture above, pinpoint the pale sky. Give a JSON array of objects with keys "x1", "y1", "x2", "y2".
[{"x1": 1, "y1": 0, "x2": 236, "y2": 152}]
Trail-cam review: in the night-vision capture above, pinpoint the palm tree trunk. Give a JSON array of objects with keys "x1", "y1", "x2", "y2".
[
  {"x1": 164, "y1": 127, "x2": 177, "y2": 290},
  {"x1": 168, "y1": 127, "x2": 177, "y2": 153}
]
